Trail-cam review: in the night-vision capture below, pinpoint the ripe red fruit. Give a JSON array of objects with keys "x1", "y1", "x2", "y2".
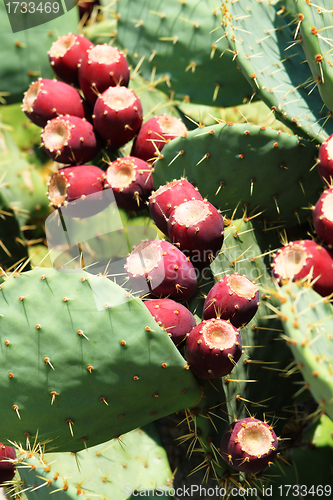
[
  {"x1": 93, "y1": 87, "x2": 143, "y2": 149},
  {"x1": 203, "y1": 274, "x2": 259, "y2": 327},
  {"x1": 131, "y1": 114, "x2": 188, "y2": 163},
  {"x1": 78, "y1": 44, "x2": 130, "y2": 105},
  {"x1": 144, "y1": 298, "x2": 196, "y2": 347},
  {"x1": 185, "y1": 318, "x2": 242, "y2": 379},
  {"x1": 312, "y1": 187, "x2": 333, "y2": 247},
  {"x1": 41, "y1": 115, "x2": 101, "y2": 165},
  {"x1": 48, "y1": 33, "x2": 94, "y2": 87},
  {"x1": 104, "y1": 156, "x2": 154, "y2": 211},
  {"x1": 148, "y1": 178, "x2": 203, "y2": 235},
  {"x1": 317, "y1": 134, "x2": 333, "y2": 184},
  {"x1": 168, "y1": 199, "x2": 224, "y2": 268},
  {"x1": 220, "y1": 417, "x2": 278, "y2": 473},
  {"x1": 0, "y1": 443, "x2": 16, "y2": 485},
  {"x1": 48, "y1": 165, "x2": 109, "y2": 218},
  {"x1": 271, "y1": 239, "x2": 333, "y2": 297},
  {"x1": 22, "y1": 78, "x2": 90, "y2": 128},
  {"x1": 125, "y1": 239, "x2": 198, "y2": 301}
]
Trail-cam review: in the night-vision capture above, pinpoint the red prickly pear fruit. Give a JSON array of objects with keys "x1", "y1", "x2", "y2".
[
  {"x1": 22, "y1": 78, "x2": 91, "y2": 128},
  {"x1": 0, "y1": 443, "x2": 16, "y2": 485},
  {"x1": 148, "y1": 178, "x2": 203, "y2": 235},
  {"x1": 93, "y1": 87, "x2": 143, "y2": 150},
  {"x1": 271, "y1": 239, "x2": 333, "y2": 297},
  {"x1": 41, "y1": 115, "x2": 101, "y2": 165},
  {"x1": 48, "y1": 33, "x2": 94, "y2": 87},
  {"x1": 144, "y1": 298, "x2": 196, "y2": 347},
  {"x1": 131, "y1": 114, "x2": 188, "y2": 163},
  {"x1": 168, "y1": 199, "x2": 224, "y2": 268},
  {"x1": 203, "y1": 274, "x2": 259, "y2": 328},
  {"x1": 220, "y1": 417, "x2": 278, "y2": 473},
  {"x1": 185, "y1": 318, "x2": 242, "y2": 379},
  {"x1": 318, "y1": 134, "x2": 333, "y2": 185},
  {"x1": 104, "y1": 156, "x2": 154, "y2": 211},
  {"x1": 312, "y1": 187, "x2": 333, "y2": 247},
  {"x1": 78, "y1": 44, "x2": 130, "y2": 106},
  {"x1": 47, "y1": 165, "x2": 110, "y2": 218},
  {"x1": 125, "y1": 239, "x2": 198, "y2": 301}
]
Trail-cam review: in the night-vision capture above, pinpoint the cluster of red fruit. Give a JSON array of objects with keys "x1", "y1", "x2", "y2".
[
  {"x1": 272, "y1": 134, "x2": 333, "y2": 297},
  {"x1": 144, "y1": 271, "x2": 259, "y2": 378},
  {"x1": 122, "y1": 177, "x2": 259, "y2": 381},
  {"x1": 21, "y1": 33, "x2": 188, "y2": 216}
]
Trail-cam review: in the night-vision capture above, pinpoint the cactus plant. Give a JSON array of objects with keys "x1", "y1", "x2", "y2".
[
  {"x1": 223, "y1": 0, "x2": 333, "y2": 142},
  {"x1": 153, "y1": 122, "x2": 321, "y2": 228},
  {"x1": 0, "y1": 267, "x2": 201, "y2": 452},
  {"x1": 116, "y1": 0, "x2": 252, "y2": 107},
  {"x1": 278, "y1": 281, "x2": 333, "y2": 420},
  {"x1": 2, "y1": 0, "x2": 333, "y2": 497},
  {"x1": 13, "y1": 422, "x2": 174, "y2": 499}
]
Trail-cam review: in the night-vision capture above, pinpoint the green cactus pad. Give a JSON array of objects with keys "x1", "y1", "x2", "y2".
[
  {"x1": 0, "y1": 127, "x2": 49, "y2": 225},
  {"x1": 0, "y1": 268, "x2": 201, "y2": 452},
  {"x1": 223, "y1": 0, "x2": 333, "y2": 142},
  {"x1": 0, "y1": 103, "x2": 41, "y2": 152},
  {"x1": 279, "y1": 282, "x2": 333, "y2": 420},
  {"x1": 296, "y1": 1, "x2": 333, "y2": 114},
  {"x1": 211, "y1": 218, "x2": 271, "y2": 285},
  {"x1": 153, "y1": 122, "x2": 321, "y2": 227},
  {"x1": 15, "y1": 423, "x2": 173, "y2": 499},
  {"x1": 0, "y1": 208, "x2": 28, "y2": 273},
  {"x1": 0, "y1": 3, "x2": 80, "y2": 104},
  {"x1": 116, "y1": 0, "x2": 252, "y2": 107}
]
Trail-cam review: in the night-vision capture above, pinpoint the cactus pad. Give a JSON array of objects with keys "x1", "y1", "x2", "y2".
[
  {"x1": 15, "y1": 423, "x2": 173, "y2": 499},
  {"x1": 296, "y1": 1, "x2": 333, "y2": 114},
  {"x1": 223, "y1": 0, "x2": 333, "y2": 142},
  {"x1": 153, "y1": 122, "x2": 320, "y2": 227},
  {"x1": 116, "y1": 0, "x2": 252, "y2": 107},
  {"x1": 279, "y1": 282, "x2": 333, "y2": 420},
  {"x1": 0, "y1": 268, "x2": 201, "y2": 452}
]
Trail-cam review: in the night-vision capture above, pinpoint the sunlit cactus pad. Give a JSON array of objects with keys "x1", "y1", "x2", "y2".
[
  {"x1": 279, "y1": 282, "x2": 333, "y2": 420},
  {"x1": 116, "y1": 0, "x2": 251, "y2": 107},
  {"x1": 223, "y1": 0, "x2": 333, "y2": 141}
]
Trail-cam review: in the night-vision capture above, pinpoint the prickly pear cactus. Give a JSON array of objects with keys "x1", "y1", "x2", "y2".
[
  {"x1": 1, "y1": 0, "x2": 333, "y2": 497},
  {"x1": 278, "y1": 281, "x2": 333, "y2": 420},
  {"x1": 13, "y1": 422, "x2": 173, "y2": 499},
  {"x1": 0, "y1": 267, "x2": 200, "y2": 452},
  {"x1": 223, "y1": 0, "x2": 333, "y2": 141},
  {"x1": 0, "y1": 115, "x2": 48, "y2": 272},
  {"x1": 116, "y1": 0, "x2": 252, "y2": 107},
  {"x1": 295, "y1": 0, "x2": 333, "y2": 115},
  {"x1": 153, "y1": 122, "x2": 321, "y2": 227},
  {"x1": 0, "y1": 127, "x2": 49, "y2": 224}
]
